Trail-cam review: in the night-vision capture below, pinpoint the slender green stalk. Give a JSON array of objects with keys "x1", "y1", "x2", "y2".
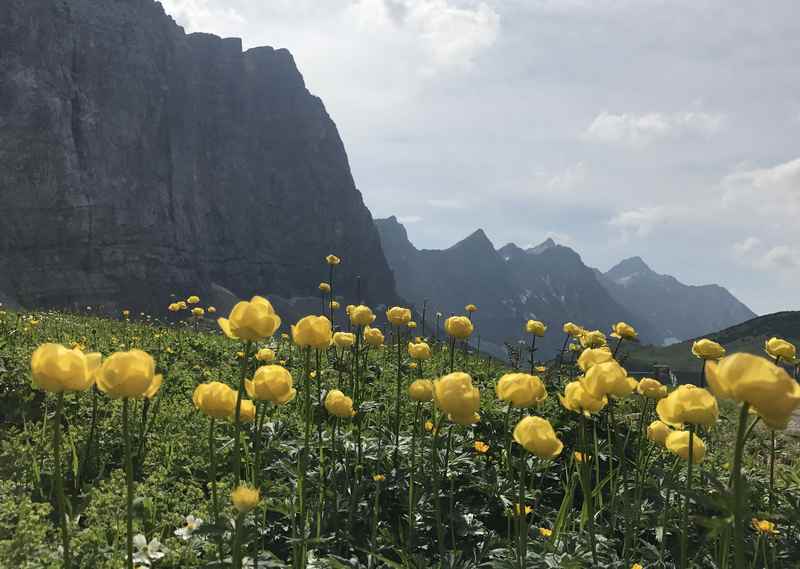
[
  {"x1": 233, "y1": 341, "x2": 253, "y2": 482},
  {"x1": 297, "y1": 347, "x2": 313, "y2": 569},
  {"x1": 732, "y1": 403, "x2": 751, "y2": 569},
  {"x1": 528, "y1": 335, "x2": 536, "y2": 375},
  {"x1": 578, "y1": 414, "x2": 598, "y2": 565},
  {"x1": 431, "y1": 414, "x2": 445, "y2": 560},
  {"x1": 408, "y1": 402, "x2": 421, "y2": 554},
  {"x1": 53, "y1": 392, "x2": 71, "y2": 569},
  {"x1": 208, "y1": 418, "x2": 223, "y2": 561},
  {"x1": 232, "y1": 513, "x2": 244, "y2": 569},
  {"x1": 393, "y1": 325, "x2": 403, "y2": 469},
  {"x1": 77, "y1": 385, "x2": 98, "y2": 489},
  {"x1": 769, "y1": 430, "x2": 776, "y2": 508},
  {"x1": 680, "y1": 426, "x2": 695, "y2": 569},
  {"x1": 517, "y1": 450, "x2": 527, "y2": 569},
  {"x1": 122, "y1": 398, "x2": 134, "y2": 569}
]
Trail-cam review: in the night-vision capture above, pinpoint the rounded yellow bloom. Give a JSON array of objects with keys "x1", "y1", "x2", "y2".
[
  {"x1": 646, "y1": 420, "x2": 674, "y2": 446},
  {"x1": 231, "y1": 485, "x2": 260, "y2": 513},
  {"x1": 95, "y1": 349, "x2": 163, "y2": 399},
  {"x1": 408, "y1": 341, "x2": 432, "y2": 360},
  {"x1": 256, "y1": 348, "x2": 275, "y2": 362},
  {"x1": 177, "y1": 301, "x2": 188, "y2": 310},
  {"x1": 573, "y1": 451, "x2": 589, "y2": 463},
  {"x1": 363, "y1": 326, "x2": 385, "y2": 347},
  {"x1": 333, "y1": 332, "x2": 356, "y2": 349},
  {"x1": 373, "y1": 474, "x2": 385, "y2": 482},
  {"x1": 239, "y1": 399, "x2": 256, "y2": 422},
  {"x1": 525, "y1": 320, "x2": 547, "y2": 337},
  {"x1": 324, "y1": 389, "x2": 355, "y2": 418},
  {"x1": 187, "y1": 295, "x2": 200, "y2": 305},
  {"x1": 433, "y1": 372, "x2": 480, "y2": 425},
  {"x1": 474, "y1": 440, "x2": 489, "y2": 453},
  {"x1": 217, "y1": 296, "x2": 282, "y2": 341},
  {"x1": 656, "y1": 384, "x2": 718, "y2": 427},
  {"x1": 563, "y1": 322, "x2": 584, "y2": 337},
  {"x1": 465, "y1": 304, "x2": 478, "y2": 313},
  {"x1": 764, "y1": 337, "x2": 797, "y2": 363},
  {"x1": 386, "y1": 306, "x2": 412, "y2": 326},
  {"x1": 318, "y1": 282, "x2": 331, "y2": 294},
  {"x1": 350, "y1": 305, "x2": 375, "y2": 327},
  {"x1": 577, "y1": 347, "x2": 613, "y2": 372},
  {"x1": 444, "y1": 316, "x2": 474, "y2": 340},
  {"x1": 559, "y1": 381, "x2": 607, "y2": 415},
  {"x1": 192, "y1": 307, "x2": 205, "y2": 317},
  {"x1": 168, "y1": 303, "x2": 180, "y2": 312},
  {"x1": 409, "y1": 379, "x2": 434, "y2": 402},
  {"x1": 245, "y1": 365, "x2": 296, "y2": 404},
  {"x1": 407, "y1": 321, "x2": 417, "y2": 329},
  {"x1": 637, "y1": 377, "x2": 668, "y2": 399},
  {"x1": 580, "y1": 360, "x2": 633, "y2": 399},
  {"x1": 122, "y1": 310, "x2": 130, "y2": 318},
  {"x1": 751, "y1": 519, "x2": 778, "y2": 535},
  {"x1": 513, "y1": 416, "x2": 563, "y2": 459},
  {"x1": 539, "y1": 527, "x2": 553, "y2": 538},
  {"x1": 579, "y1": 330, "x2": 606, "y2": 348},
  {"x1": 496, "y1": 373, "x2": 547, "y2": 408},
  {"x1": 631, "y1": 564, "x2": 644, "y2": 569},
  {"x1": 424, "y1": 420, "x2": 434, "y2": 432},
  {"x1": 325, "y1": 254, "x2": 341, "y2": 265},
  {"x1": 691, "y1": 338, "x2": 726, "y2": 360},
  {"x1": 665, "y1": 430, "x2": 706, "y2": 464},
  {"x1": 705, "y1": 353, "x2": 800, "y2": 429},
  {"x1": 292, "y1": 315, "x2": 333, "y2": 349},
  {"x1": 31, "y1": 343, "x2": 102, "y2": 393},
  {"x1": 329, "y1": 300, "x2": 340, "y2": 311},
  {"x1": 611, "y1": 322, "x2": 637, "y2": 340},
  {"x1": 193, "y1": 381, "x2": 237, "y2": 418},
  {"x1": 207, "y1": 306, "x2": 217, "y2": 314}
]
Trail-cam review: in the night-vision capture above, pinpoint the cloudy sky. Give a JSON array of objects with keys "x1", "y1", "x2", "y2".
[{"x1": 160, "y1": 0, "x2": 800, "y2": 315}]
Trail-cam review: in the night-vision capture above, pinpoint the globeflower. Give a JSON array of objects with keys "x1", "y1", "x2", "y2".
[
  {"x1": 409, "y1": 379, "x2": 434, "y2": 401},
  {"x1": 444, "y1": 316, "x2": 474, "y2": 340},
  {"x1": 333, "y1": 332, "x2": 356, "y2": 349},
  {"x1": 637, "y1": 377, "x2": 668, "y2": 399},
  {"x1": 31, "y1": 343, "x2": 102, "y2": 393},
  {"x1": 350, "y1": 305, "x2": 374, "y2": 327},
  {"x1": 363, "y1": 326, "x2": 384, "y2": 347},
  {"x1": 191, "y1": 307, "x2": 204, "y2": 318},
  {"x1": 646, "y1": 420, "x2": 675, "y2": 446},
  {"x1": 329, "y1": 300, "x2": 340, "y2": 311},
  {"x1": 611, "y1": 322, "x2": 637, "y2": 340},
  {"x1": 496, "y1": 373, "x2": 547, "y2": 408},
  {"x1": 193, "y1": 381, "x2": 237, "y2": 418},
  {"x1": 408, "y1": 341, "x2": 432, "y2": 360},
  {"x1": 318, "y1": 282, "x2": 331, "y2": 294},
  {"x1": 465, "y1": 304, "x2": 478, "y2": 313},
  {"x1": 218, "y1": 296, "x2": 281, "y2": 341},
  {"x1": 705, "y1": 353, "x2": 800, "y2": 429},
  {"x1": 386, "y1": 306, "x2": 412, "y2": 327},
  {"x1": 525, "y1": 320, "x2": 546, "y2": 337},
  {"x1": 577, "y1": 347, "x2": 613, "y2": 372},
  {"x1": 656, "y1": 384, "x2": 718, "y2": 427},
  {"x1": 292, "y1": 315, "x2": 333, "y2": 349},
  {"x1": 95, "y1": 349, "x2": 162, "y2": 399},
  {"x1": 579, "y1": 330, "x2": 606, "y2": 348},
  {"x1": 665, "y1": 430, "x2": 706, "y2": 464},
  {"x1": 231, "y1": 485, "x2": 260, "y2": 513},
  {"x1": 563, "y1": 322, "x2": 584, "y2": 337},
  {"x1": 580, "y1": 360, "x2": 635, "y2": 399},
  {"x1": 324, "y1": 389, "x2": 356, "y2": 418},
  {"x1": 325, "y1": 254, "x2": 341, "y2": 265},
  {"x1": 513, "y1": 416, "x2": 563, "y2": 459},
  {"x1": 245, "y1": 365, "x2": 296, "y2": 404},
  {"x1": 473, "y1": 440, "x2": 489, "y2": 453},
  {"x1": 559, "y1": 381, "x2": 607, "y2": 415},
  {"x1": 691, "y1": 338, "x2": 725, "y2": 360},
  {"x1": 433, "y1": 372, "x2": 480, "y2": 425},
  {"x1": 187, "y1": 295, "x2": 200, "y2": 305},
  {"x1": 255, "y1": 348, "x2": 275, "y2": 362},
  {"x1": 764, "y1": 337, "x2": 797, "y2": 363}
]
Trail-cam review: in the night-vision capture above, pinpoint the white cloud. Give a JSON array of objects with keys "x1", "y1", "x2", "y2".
[
  {"x1": 733, "y1": 236, "x2": 760, "y2": 255},
  {"x1": 608, "y1": 206, "x2": 668, "y2": 239},
  {"x1": 582, "y1": 111, "x2": 724, "y2": 147},
  {"x1": 722, "y1": 157, "x2": 800, "y2": 217},
  {"x1": 545, "y1": 161, "x2": 587, "y2": 192},
  {"x1": 427, "y1": 198, "x2": 469, "y2": 209},
  {"x1": 397, "y1": 215, "x2": 423, "y2": 223}
]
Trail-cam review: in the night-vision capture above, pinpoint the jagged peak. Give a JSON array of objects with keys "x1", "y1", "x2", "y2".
[
  {"x1": 498, "y1": 242, "x2": 525, "y2": 261},
  {"x1": 606, "y1": 256, "x2": 653, "y2": 278},
  {"x1": 448, "y1": 228, "x2": 496, "y2": 253},
  {"x1": 527, "y1": 238, "x2": 557, "y2": 255}
]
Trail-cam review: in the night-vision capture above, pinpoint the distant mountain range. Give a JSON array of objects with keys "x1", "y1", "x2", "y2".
[{"x1": 375, "y1": 216, "x2": 756, "y2": 357}]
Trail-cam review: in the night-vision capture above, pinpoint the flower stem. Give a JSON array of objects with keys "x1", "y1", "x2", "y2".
[
  {"x1": 517, "y1": 449, "x2": 527, "y2": 569},
  {"x1": 578, "y1": 414, "x2": 597, "y2": 565},
  {"x1": 408, "y1": 402, "x2": 421, "y2": 554},
  {"x1": 732, "y1": 403, "x2": 751, "y2": 569},
  {"x1": 122, "y1": 397, "x2": 134, "y2": 569},
  {"x1": 233, "y1": 341, "x2": 253, "y2": 483},
  {"x1": 54, "y1": 392, "x2": 71, "y2": 569},
  {"x1": 680, "y1": 426, "x2": 695, "y2": 569},
  {"x1": 393, "y1": 325, "x2": 403, "y2": 470},
  {"x1": 209, "y1": 417, "x2": 222, "y2": 561}
]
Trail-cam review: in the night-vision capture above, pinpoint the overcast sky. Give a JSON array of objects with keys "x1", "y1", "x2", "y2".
[{"x1": 160, "y1": 0, "x2": 800, "y2": 315}]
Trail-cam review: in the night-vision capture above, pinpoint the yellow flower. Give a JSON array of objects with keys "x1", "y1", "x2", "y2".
[
  {"x1": 562, "y1": 322, "x2": 584, "y2": 337},
  {"x1": 465, "y1": 304, "x2": 478, "y2": 313},
  {"x1": 656, "y1": 385, "x2": 718, "y2": 427},
  {"x1": 611, "y1": 322, "x2": 637, "y2": 340},
  {"x1": 433, "y1": 372, "x2": 480, "y2": 425},
  {"x1": 363, "y1": 326, "x2": 385, "y2": 347},
  {"x1": 168, "y1": 303, "x2": 180, "y2": 312},
  {"x1": 218, "y1": 296, "x2": 281, "y2": 341},
  {"x1": 510, "y1": 504, "x2": 532, "y2": 517},
  {"x1": 535, "y1": 365, "x2": 547, "y2": 373},
  {"x1": 245, "y1": 365, "x2": 296, "y2": 404},
  {"x1": 496, "y1": 373, "x2": 547, "y2": 408},
  {"x1": 325, "y1": 254, "x2": 341, "y2": 265},
  {"x1": 409, "y1": 362, "x2": 418, "y2": 369},
  {"x1": 256, "y1": 348, "x2": 275, "y2": 362},
  {"x1": 473, "y1": 440, "x2": 489, "y2": 453},
  {"x1": 187, "y1": 295, "x2": 200, "y2": 305},
  {"x1": 324, "y1": 389, "x2": 356, "y2": 418},
  {"x1": 239, "y1": 399, "x2": 256, "y2": 422},
  {"x1": 329, "y1": 300, "x2": 340, "y2": 311},
  {"x1": 192, "y1": 307, "x2": 205, "y2": 318},
  {"x1": 573, "y1": 451, "x2": 589, "y2": 463},
  {"x1": 231, "y1": 485, "x2": 260, "y2": 513},
  {"x1": 236, "y1": 351, "x2": 245, "y2": 359},
  {"x1": 580, "y1": 360, "x2": 634, "y2": 399},
  {"x1": 424, "y1": 420, "x2": 434, "y2": 432},
  {"x1": 525, "y1": 320, "x2": 547, "y2": 336},
  {"x1": 751, "y1": 519, "x2": 779, "y2": 535},
  {"x1": 646, "y1": 420, "x2": 675, "y2": 446},
  {"x1": 318, "y1": 282, "x2": 331, "y2": 294},
  {"x1": 31, "y1": 343, "x2": 102, "y2": 393},
  {"x1": 444, "y1": 316, "x2": 474, "y2": 340},
  {"x1": 539, "y1": 527, "x2": 552, "y2": 538},
  {"x1": 386, "y1": 306, "x2": 413, "y2": 327},
  {"x1": 193, "y1": 382, "x2": 238, "y2": 418},
  {"x1": 559, "y1": 381, "x2": 607, "y2": 415},
  {"x1": 764, "y1": 337, "x2": 797, "y2": 363},
  {"x1": 122, "y1": 310, "x2": 130, "y2": 318},
  {"x1": 409, "y1": 379, "x2": 434, "y2": 402},
  {"x1": 95, "y1": 349, "x2": 162, "y2": 399},
  {"x1": 333, "y1": 332, "x2": 356, "y2": 349},
  {"x1": 407, "y1": 321, "x2": 417, "y2": 329},
  {"x1": 350, "y1": 305, "x2": 375, "y2": 327},
  {"x1": 373, "y1": 474, "x2": 385, "y2": 482},
  {"x1": 513, "y1": 416, "x2": 563, "y2": 458},
  {"x1": 577, "y1": 347, "x2": 613, "y2": 372},
  {"x1": 177, "y1": 301, "x2": 188, "y2": 310},
  {"x1": 637, "y1": 377, "x2": 667, "y2": 399},
  {"x1": 705, "y1": 353, "x2": 800, "y2": 429},
  {"x1": 292, "y1": 315, "x2": 333, "y2": 349},
  {"x1": 207, "y1": 306, "x2": 217, "y2": 314},
  {"x1": 665, "y1": 430, "x2": 706, "y2": 464},
  {"x1": 631, "y1": 564, "x2": 644, "y2": 569},
  {"x1": 579, "y1": 330, "x2": 606, "y2": 348},
  {"x1": 691, "y1": 338, "x2": 725, "y2": 360},
  {"x1": 408, "y1": 341, "x2": 432, "y2": 360}
]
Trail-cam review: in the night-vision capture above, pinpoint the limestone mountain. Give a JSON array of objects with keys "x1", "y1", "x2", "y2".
[
  {"x1": 598, "y1": 257, "x2": 756, "y2": 345},
  {"x1": 0, "y1": 0, "x2": 398, "y2": 314}
]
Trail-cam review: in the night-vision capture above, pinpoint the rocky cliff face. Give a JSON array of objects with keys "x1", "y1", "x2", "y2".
[{"x1": 0, "y1": 0, "x2": 398, "y2": 314}]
